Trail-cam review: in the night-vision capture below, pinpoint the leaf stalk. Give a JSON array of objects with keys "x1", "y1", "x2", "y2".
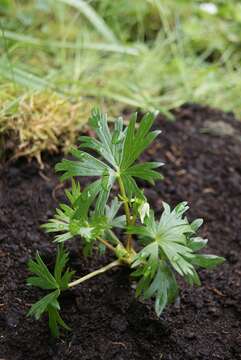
[
  {"x1": 68, "y1": 259, "x2": 121, "y2": 288},
  {"x1": 97, "y1": 237, "x2": 116, "y2": 253},
  {"x1": 117, "y1": 176, "x2": 133, "y2": 252}
]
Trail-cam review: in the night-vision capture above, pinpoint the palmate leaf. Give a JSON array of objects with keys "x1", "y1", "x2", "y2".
[
  {"x1": 55, "y1": 108, "x2": 163, "y2": 206},
  {"x1": 44, "y1": 209, "x2": 111, "y2": 248},
  {"x1": 129, "y1": 201, "x2": 225, "y2": 315},
  {"x1": 27, "y1": 246, "x2": 74, "y2": 336},
  {"x1": 129, "y1": 202, "x2": 197, "y2": 277},
  {"x1": 42, "y1": 182, "x2": 125, "y2": 257},
  {"x1": 27, "y1": 246, "x2": 74, "y2": 292},
  {"x1": 42, "y1": 180, "x2": 103, "y2": 243}
]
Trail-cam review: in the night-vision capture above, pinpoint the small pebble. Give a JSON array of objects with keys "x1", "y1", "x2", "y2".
[
  {"x1": 6, "y1": 311, "x2": 20, "y2": 328},
  {"x1": 185, "y1": 331, "x2": 196, "y2": 340}
]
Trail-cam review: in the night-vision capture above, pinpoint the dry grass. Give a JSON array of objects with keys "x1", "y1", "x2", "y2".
[{"x1": 2, "y1": 91, "x2": 94, "y2": 166}]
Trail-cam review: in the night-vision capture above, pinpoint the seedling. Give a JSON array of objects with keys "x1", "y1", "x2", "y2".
[{"x1": 27, "y1": 109, "x2": 225, "y2": 336}]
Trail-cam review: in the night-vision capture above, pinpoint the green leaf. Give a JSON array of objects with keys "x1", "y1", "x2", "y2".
[
  {"x1": 121, "y1": 112, "x2": 161, "y2": 171},
  {"x1": 28, "y1": 289, "x2": 60, "y2": 320},
  {"x1": 137, "y1": 201, "x2": 150, "y2": 223},
  {"x1": 27, "y1": 252, "x2": 58, "y2": 290},
  {"x1": 191, "y1": 218, "x2": 203, "y2": 231},
  {"x1": 56, "y1": 109, "x2": 162, "y2": 215},
  {"x1": 56, "y1": 147, "x2": 110, "y2": 180},
  {"x1": 132, "y1": 242, "x2": 159, "y2": 281},
  {"x1": 132, "y1": 251, "x2": 179, "y2": 316},
  {"x1": 42, "y1": 219, "x2": 70, "y2": 234},
  {"x1": 191, "y1": 254, "x2": 225, "y2": 269},
  {"x1": 105, "y1": 197, "x2": 126, "y2": 228},
  {"x1": 184, "y1": 267, "x2": 201, "y2": 286},
  {"x1": 121, "y1": 174, "x2": 146, "y2": 200},
  {"x1": 95, "y1": 169, "x2": 116, "y2": 215},
  {"x1": 129, "y1": 200, "x2": 224, "y2": 315},
  {"x1": 27, "y1": 246, "x2": 74, "y2": 336},
  {"x1": 187, "y1": 237, "x2": 208, "y2": 251},
  {"x1": 42, "y1": 179, "x2": 106, "y2": 244},
  {"x1": 144, "y1": 203, "x2": 195, "y2": 276},
  {"x1": 65, "y1": 179, "x2": 81, "y2": 206},
  {"x1": 28, "y1": 246, "x2": 74, "y2": 291},
  {"x1": 54, "y1": 245, "x2": 75, "y2": 289},
  {"x1": 27, "y1": 276, "x2": 57, "y2": 290},
  {"x1": 53, "y1": 232, "x2": 73, "y2": 243},
  {"x1": 147, "y1": 261, "x2": 179, "y2": 316},
  {"x1": 124, "y1": 162, "x2": 163, "y2": 184},
  {"x1": 41, "y1": 196, "x2": 77, "y2": 241},
  {"x1": 111, "y1": 117, "x2": 125, "y2": 165},
  {"x1": 73, "y1": 179, "x2": 102, "y2": 219},
  {"x1": 89, "y1": 108, "x2": 118, "y2": 168}
]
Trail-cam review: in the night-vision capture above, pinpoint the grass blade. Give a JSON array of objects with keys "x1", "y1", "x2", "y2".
[{"x1": 59, "y1": 0, "x2": 118, "y2": 43}]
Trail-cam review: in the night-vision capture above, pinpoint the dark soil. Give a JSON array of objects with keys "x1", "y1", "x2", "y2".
[{"x1": 0, "y1": 104, "x2": 241, "y2": 360}]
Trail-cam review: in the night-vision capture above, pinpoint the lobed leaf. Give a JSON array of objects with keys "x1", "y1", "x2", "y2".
[
  {"x1": 129, "y1": 201, "x2": 225, "y2": 315},
  {"x1": 27, "y1": 246, "x2": 74, "y2": 336},
  {"x1": 56, "y1": 109, "x2": 162, "y2": 213}
]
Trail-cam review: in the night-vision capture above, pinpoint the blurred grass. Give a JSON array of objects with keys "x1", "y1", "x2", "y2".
[{"x1": 0, "y1": 0, "x2": 240, "y2": 162}]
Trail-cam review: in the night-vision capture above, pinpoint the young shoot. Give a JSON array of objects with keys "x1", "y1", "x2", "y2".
[{"x1": 27, "y1": 108, "x2": 225, "y2": 336}]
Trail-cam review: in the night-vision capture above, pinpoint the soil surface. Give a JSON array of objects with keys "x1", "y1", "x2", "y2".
[{"x1": 0, "y1": 104, "x2": 241, "y2": 360}]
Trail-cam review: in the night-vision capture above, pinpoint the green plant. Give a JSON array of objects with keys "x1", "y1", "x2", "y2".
[{"x1": 27, "y1": 108, "x2": 225, "y2": 336}]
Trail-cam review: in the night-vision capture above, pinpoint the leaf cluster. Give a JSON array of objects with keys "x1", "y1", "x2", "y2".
[
  {"x1": 56, "y1": 109, "x2": 163, "y2": 201},
  {"x1": 27, "y1": 245, "x2": 74, "y2": 336},
  {"x1": 27, "y1": 108, "x2": 225, "y2": 337},
  {"x1": 129, "y1": 202, "x2": 224, "y2": 315},
  {"x1": 42, "y1": 109, "x2": 163, "y2": 252}
]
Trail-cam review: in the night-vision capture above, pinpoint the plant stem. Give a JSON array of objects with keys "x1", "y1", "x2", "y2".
[
  {"x1": 117, "y1": 176, "x2": 131, "y2": 223},
  {"x1": 117, "y1": 176, "x2": 133, "y2": 251},
  {"x1": 68, "y1": 259, "x2": 121, "y2": 288},
  {"x1": 97, "y1": 237, "x2": 116, "y2": 253},
  {"x1": 107, "y1": 229, "x2": 122, "y2": 246}
]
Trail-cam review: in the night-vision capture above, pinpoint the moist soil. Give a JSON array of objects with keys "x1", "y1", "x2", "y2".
[{"x1": 0, "y1": 104, "x2": 240, "y2": 360}]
